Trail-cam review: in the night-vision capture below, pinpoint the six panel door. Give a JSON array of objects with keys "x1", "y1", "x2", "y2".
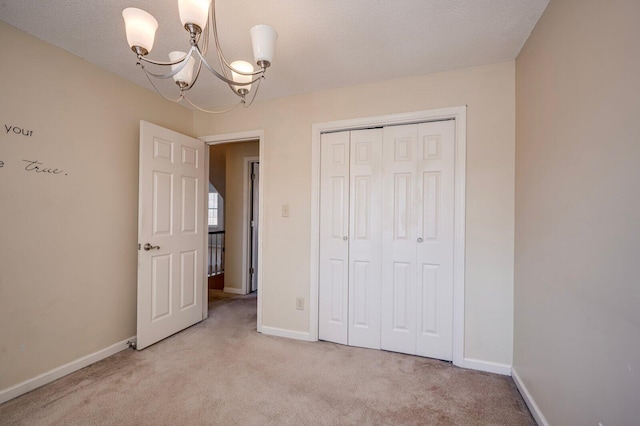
[
  {"x1": 415, "y1": 121, "x2": 455, "y2": 360},
  {"x1": 319, "y1": 131, "x2": 351, "y2": 345},
  {"x1": 380, "y1": 121, "x2": 455, "y2": 360},
  {"x1": 137, "y1": 121, "x2": 205, "y2": 350},
  {"x1": 347, "y1": 129, "x2": 383, "y2": 349},
  {"x1": 380, "y1": 124, "x2": 419, "y2": 355}
]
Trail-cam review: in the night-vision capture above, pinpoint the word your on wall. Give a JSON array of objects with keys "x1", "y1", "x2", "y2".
[{"x1": 5, "y1": 124, "x2": 34, "y2": 137}]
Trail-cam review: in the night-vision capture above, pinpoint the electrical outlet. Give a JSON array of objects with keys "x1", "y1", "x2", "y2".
[
  {"x1": 282, "y1": 204, "x2": 290, "y2": 217},
  {"x1": 296, "y1": 297, "x2": 304, "y2": 310}
]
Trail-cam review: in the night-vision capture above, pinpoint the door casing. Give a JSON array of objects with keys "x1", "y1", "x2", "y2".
[
  {"x1": 246, "y1": 158, "x2": 260, "y2": 294},
  {"x1": 310, "y1": 107, "x2": 467, "y2": 367}
]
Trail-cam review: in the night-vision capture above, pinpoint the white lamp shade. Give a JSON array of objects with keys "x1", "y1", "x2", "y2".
[
  {"x1": 178, "y1": 0, "x2": 212, "y2": 30},
  {"x1": 230, "y1": 60, "x2": 254, "y2": 93},
  {"x1": 122, "y1": 8, "x2": 159, "y2": 52},
  {"x1": 250, "y1": 25, "x2": 277, "y2": 65},
  {"x1": 169, "y1": 51, "x2": 196, "y2": 86}
]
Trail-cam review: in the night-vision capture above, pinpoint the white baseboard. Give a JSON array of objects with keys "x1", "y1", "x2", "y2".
[
  {"x1": 260, "y1": 326, "x2": 311, "y2": 341},
  {"x1": 463, "y1": 357, "x2": 512, "y2": 376},
  {"x1": 512, "y1": 367, "x2": 549, "y2": 426},
  {"x1": 0, "y1": 336, "x2": 134, "y2": 405},
  {"x1": 223, "y1": 287, "x2": 245, "y2": 295}
]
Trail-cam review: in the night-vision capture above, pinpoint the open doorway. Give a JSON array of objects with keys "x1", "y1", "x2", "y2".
[{"x1": 206, "y1": 139, "x2": 261, "y2": 309}]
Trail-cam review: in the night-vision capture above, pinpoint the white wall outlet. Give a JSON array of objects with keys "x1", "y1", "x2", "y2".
[
  {"x1": 282, "y1": 204, "x2": 290, "y2": 217},
  {"x1": 296, "y1": 297, "x2": 304, "y2": 310}
]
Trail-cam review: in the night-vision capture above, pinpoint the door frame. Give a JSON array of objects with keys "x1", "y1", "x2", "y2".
[
  {"x1": 243, "y1": 156, "x2": 259, "y2": 294},
  {"x1": 309, "y1": 107, "x2": 467, "y2": 367},
  {"x1": 200, "y1": 130, "x2": 265, "y2": 332}
]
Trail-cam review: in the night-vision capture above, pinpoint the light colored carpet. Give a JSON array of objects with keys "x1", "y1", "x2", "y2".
[{"x1": 0, "y1": 291, "x2": 535, "y2": 425}]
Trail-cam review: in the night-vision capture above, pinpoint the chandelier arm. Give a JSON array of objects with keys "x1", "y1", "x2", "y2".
[
  {"x1": 200, "y1": 14, "x2": 210, "y2": 56},
  {"x1": 242, "y1": 76, "x2": 263, "y2": 108},
  {"x1": 194, "y1": 49, "x2": 264, "y2": 86},
  {"x1": 210, "y1": 2, "x2": 230, "y2": 80},
  {"x1": 210, "y1": 1, "x2": 266, "y2": 77},
  {"x1": 183, "y1": 96, "x2": 244, "y2": 114},
  {"x1": 224, "y1": 81, "x2": 240, "y2": 98},
  {"x1": 141, "y1": 65, "x2": 185, "y2": 103},
  {"x1": 138, "y1": 46, "x2": 197, "y2": 68},
  {"x1": 216, "y1": 45, "x2": 230, "y2": 82},
  {"x1": 189, "y1": 59, "x2": 204, "y2": 89}
]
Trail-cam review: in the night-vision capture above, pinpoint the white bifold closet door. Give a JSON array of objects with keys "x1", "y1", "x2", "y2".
[
  {"x1": 381, "y1": 121, "x2": 455, "y2": 361},
  {"x1": 319, "y1": 129, "x2": 383, "y2": 349},
  {"x1": 319, "y1": 120, "x2": 455, "y2": 361}
]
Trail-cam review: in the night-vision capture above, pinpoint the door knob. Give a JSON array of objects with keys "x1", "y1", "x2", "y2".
[
  {"x1": 343, "y1": 236, "x2": 348, "y2": 241},
  {"x1": 144, "y1": 243, "x2": 160, "y2": 251},
  {"x1": 417, "y1": 237, "x2": 424, "y2": 243}
]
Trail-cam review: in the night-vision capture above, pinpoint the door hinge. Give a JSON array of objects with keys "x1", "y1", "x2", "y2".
[
  {"x1": 251, "y1": 173, "x2": 256, "y2": 180},
  {"x1": 138, "y1": 243, "x2": 141, "y2": 250},
  {"x1": 250, "y1": 267, "x2": 255, "y2": 274}
]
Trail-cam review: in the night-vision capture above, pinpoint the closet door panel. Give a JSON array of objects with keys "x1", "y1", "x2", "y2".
[
  {"x1": 348, "y1": 129, "x2": 382, "y2": 349},
  {"x1": 415, "y1": 120, "x2": 455, "y2": 360},
  {"x1": 381, "y1": 124, "x2": 419, "y2": 355},
  {"x1": 319, "y1": 132, "x2": 350, "y2": 344}
]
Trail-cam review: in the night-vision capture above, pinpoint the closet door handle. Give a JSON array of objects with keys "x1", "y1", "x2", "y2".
[
  {"x1": 417, "y1": 237, "x2": 423, "y2": 243},
  {"x1": 343, "y1": 236, "x2": 348, "y2": 241}
]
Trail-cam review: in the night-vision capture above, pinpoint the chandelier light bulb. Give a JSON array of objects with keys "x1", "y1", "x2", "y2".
[
  {"x1": 230, "y1": 60, "x2": 254, "y2": 94},
  {"x1": 178, "y1": 0, "x2": 212, "y2": 32},
  {"x1": 169, "y1": 51, "x2": 196, "y2": 87},
  {"x1": 122, "y1": 8, "x2": 159, "y2": 54},
  {"x1": 250, "y1": 25, "x2": 278, "y2": 67}
]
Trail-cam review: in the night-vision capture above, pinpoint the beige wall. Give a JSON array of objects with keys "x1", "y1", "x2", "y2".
[
  {"x1": 219, "y1": 141, "x2": 259, "y2": 292},
  {"x1": 0, "y1": 22, "x2": 193, "y2": 391},
  {"x1": 514, "y1": 0, "x2": 640, "y2": 424},
  {"x1": 194, "y1": 61, "x2": 516, "y2": 366}
]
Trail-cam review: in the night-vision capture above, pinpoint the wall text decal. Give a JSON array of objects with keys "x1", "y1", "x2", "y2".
[
  {"x1": 22, "y1": 160, "x2": 67, "y2": 176},
  {"x1": 4, "y1": 124, "x2": 34, "y2": 137}
]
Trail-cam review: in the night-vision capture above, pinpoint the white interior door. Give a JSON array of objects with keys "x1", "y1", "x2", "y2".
[
  {"x1": 347, "y1": 129, "x2": 382, "y2": 349},
  {"x1": 319, "y1": 131, "x2": 350, "y2": 345},
  {"x1": 380, "y1": 121, "x2": 455, "y2": 360},
  {"x1": 380, "y1": 124, "x2": 419, "y2": 355},
  {"x1": 415, "y1": 121, "x2": 455, "y2": 360},
  {"x1": 137, "y1": 121, "x2": 205, "y2": 350}
]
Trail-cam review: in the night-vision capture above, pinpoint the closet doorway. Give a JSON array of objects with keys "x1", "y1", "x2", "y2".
[{"x1": 310, "y1": 107, "x2": 467, "y2": 366}]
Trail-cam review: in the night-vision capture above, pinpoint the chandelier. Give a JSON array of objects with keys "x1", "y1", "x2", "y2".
[{"x1": 122, "y1": 0, "x2": 277, "y2": 113}]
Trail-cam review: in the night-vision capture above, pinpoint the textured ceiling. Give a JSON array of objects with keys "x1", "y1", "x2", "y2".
[{"x1": 0, "y1": 0, "x2": 549, "y2": 110}]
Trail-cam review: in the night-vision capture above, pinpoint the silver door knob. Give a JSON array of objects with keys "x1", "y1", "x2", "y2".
[
  {"x1": 417, "y1": 237, "x2": 423, "y2": 243},
  {"x1": 343, "y1": 236, "x2": 348, "y2": 241},
  {"x1": 144, "y1": 243, "x2": 160, "y2": 251}
]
